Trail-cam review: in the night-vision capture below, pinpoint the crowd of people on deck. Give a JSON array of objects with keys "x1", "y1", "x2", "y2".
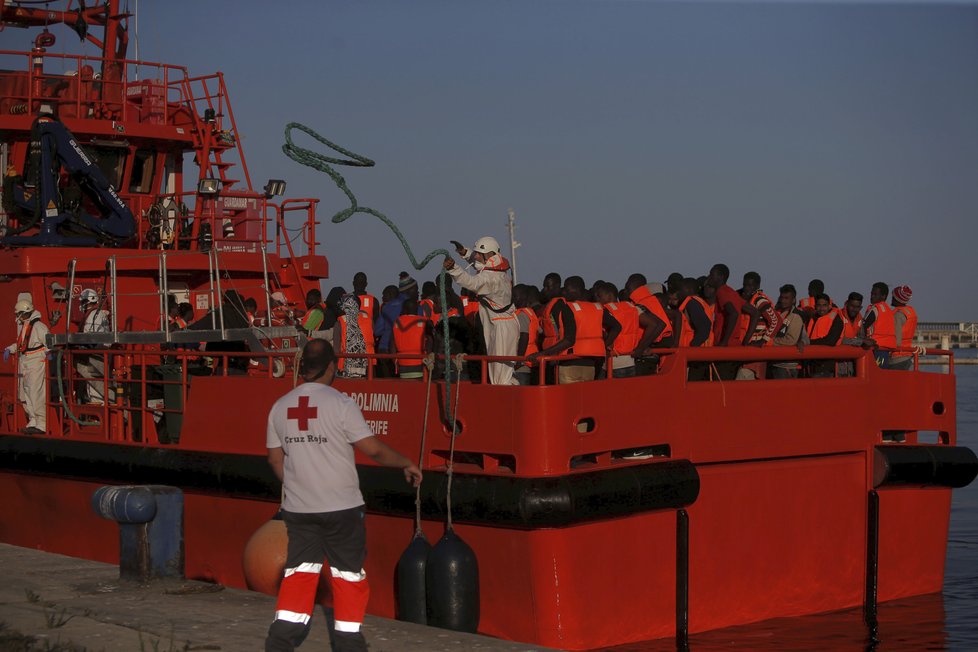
[
  {"x1": 1, "y1": 234, "x2": 924, "y2": 435},
  {"x1": 272, "y1": 237, "x2": 921, "y2": 386}
]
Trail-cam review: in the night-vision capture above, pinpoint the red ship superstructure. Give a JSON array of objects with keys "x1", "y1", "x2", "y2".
[{"x1": 0, "y1": 3, "x2": 975, "y2": 650}]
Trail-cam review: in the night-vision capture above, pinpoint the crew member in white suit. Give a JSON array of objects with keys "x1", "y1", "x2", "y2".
[
  {"x1": 444, "y1": 236, "x2": 519, "y2": 385},
  {"x1": 4, "y1": 299, "x2": 49, "y2": 434}
]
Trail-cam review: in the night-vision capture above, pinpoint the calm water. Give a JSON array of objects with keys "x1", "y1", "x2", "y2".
[{"x1": 611, "y1": 360, "x2": 978, "y2": 652}]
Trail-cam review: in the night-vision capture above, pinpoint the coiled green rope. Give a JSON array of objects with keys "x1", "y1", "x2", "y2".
[{"x1": 282, "y1": 122, "x2": 457, "y2": 424}]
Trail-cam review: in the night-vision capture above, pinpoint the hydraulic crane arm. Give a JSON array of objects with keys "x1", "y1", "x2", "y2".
[{"x1": 3, "y1": 115, "x2": 136, "y2": 246}]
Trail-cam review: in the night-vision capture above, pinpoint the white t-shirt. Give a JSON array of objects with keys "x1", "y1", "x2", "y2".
[{"x1": 266, "y1": 382, "x2": 373, "y2": 513}]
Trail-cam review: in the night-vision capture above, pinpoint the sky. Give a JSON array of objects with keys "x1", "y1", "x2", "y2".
[{"x1": 31, "y1": 0, "x2": 978, "y2": 320}]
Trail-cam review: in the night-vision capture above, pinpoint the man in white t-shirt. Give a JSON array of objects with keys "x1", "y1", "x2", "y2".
[{"x1": 265, "y1": 339, "x2": 422, "y2": 652}]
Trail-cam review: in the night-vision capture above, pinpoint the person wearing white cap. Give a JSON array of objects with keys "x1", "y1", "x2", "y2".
[
  {"x1": 77, "y1": 288, "x2": 111, "y2": 404},
  {"x1": 443, "y1": 236, "x2": 519, "y2": 385},
  {"x1": 3, "y1": 299, "x2": 49, "y2": 434}
]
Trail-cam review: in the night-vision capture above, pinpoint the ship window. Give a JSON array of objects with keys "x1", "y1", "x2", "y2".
[
  {"x1": 91, "y1": 147, "x2": 128, "y2": 189},
  {"x1": 129, "y1": 150, "x2": 156, "y2": 194}
]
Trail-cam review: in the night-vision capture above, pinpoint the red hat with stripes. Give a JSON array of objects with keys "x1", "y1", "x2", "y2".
[{"x1": 893, "y1": 285, "x2": 912, "y2": 304}]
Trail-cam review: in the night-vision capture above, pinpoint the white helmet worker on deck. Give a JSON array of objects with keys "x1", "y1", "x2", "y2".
[
  {"x1": 472, "y1": 236, "x2": 500, "y2": 256},
  {"x1": 444, "y1": 234, "x2": 518, "y2": 385},
  {"x1": 79, "y1": 289, "x2": 98, "y2": 307},
  {"x1": 6, "y1": 297, "x2": 49, "y2": 434},
  {"x1": 14, "y1": 299, "x2": 33, "y2": 318}
]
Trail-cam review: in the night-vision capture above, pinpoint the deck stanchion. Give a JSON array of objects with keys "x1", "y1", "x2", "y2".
[
  {"x1": 676, "y1": 508, "x2": 689, "y2": 649},
  {"x1": 865, "y1": 490, "x2": 879, "y2": 642}
]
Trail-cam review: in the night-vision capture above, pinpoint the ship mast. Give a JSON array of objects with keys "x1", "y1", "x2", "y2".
[{"x1": 506, "y1": 208, "x2": 520, "y2": 284}]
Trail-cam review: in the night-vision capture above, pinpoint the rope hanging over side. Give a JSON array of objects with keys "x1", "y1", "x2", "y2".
[{"x1": 282, "y1": 122, "x2": 457, "y2": 424}]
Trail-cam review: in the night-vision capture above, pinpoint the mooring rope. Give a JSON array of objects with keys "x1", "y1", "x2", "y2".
[{"x1": 282, "y1": 122, "x2": 457, "y2": 425}]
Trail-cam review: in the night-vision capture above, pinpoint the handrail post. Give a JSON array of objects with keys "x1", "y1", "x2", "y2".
[
  {"x1": 160, "y1": 251, "x2": 170, "y2": 342},
  {"x1": 110, "y1": 256, "x2": 119, "y2": 343}
]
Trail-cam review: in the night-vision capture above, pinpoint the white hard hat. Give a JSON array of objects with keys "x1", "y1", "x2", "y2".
[
  {"x1": 14, "y1": 299, "x2": 32, "y2": 314},
  {"x1": 472, "y1": 236, "x2": 500, "y2": 255},
  {"x1": 79, "y1": 289, "x2": 98, "y2": 304}
]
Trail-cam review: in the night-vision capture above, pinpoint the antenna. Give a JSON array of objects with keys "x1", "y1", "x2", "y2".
[{"x1": 506, "y1": 208, "x2": 520, "y2": 285}]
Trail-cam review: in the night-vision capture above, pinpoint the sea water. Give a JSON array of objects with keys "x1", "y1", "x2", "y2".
[{"x1": 611, "y1": 360, "x2": 978, "y2": 651}]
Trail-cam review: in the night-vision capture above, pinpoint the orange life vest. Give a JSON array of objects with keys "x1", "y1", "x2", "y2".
[
  {"x1": 17, "y1": 317, "x2": 44, "y2": 354},
  {"x1": 873, "y1": 306, "x2": 917, "y2": 357},
  {"x1": 839, "y1": 310, "x2": 862, "y2": 340},
  {"x1": 462, "y1": 296, "x2": 480, "y2": 319},
  {"x1": 517, "y1": 307, "x2": 540, "y2": 357},
  {"x1": 393, "y1": 315, "x2": 427, "y2": 369},
  {"x1": 736, "y1": 291, "x2": 774, "y2": 344},
  {"x1": 432, "y1": 307, "x2": 460, "y2": 324},
  {"x1": 338, "y1": 311, "x2": 376, "y2": 370},
  {"x1": 799, "y1": 296, "x2": 816, "y2": 312},
  {"x1": 868, "y1": 302, "x2": 894, "y2": 348},
  {"x1": 603, "y1": 301, "x2": 641, "y2": 354},
  {"x1": 541, "y1": 298, "x2": 566, "y2": 350},
  {"x1": 568, "y1": 301, "x2": 605, "y2": 357},
  {"x1": 420, "y1": 298, "x2": 435, "y2": 319},
  {"x1": 806, "y1": 310, "x2": 842, "y2": 345},
  {"x1": 678, "y1": 295, "x2": 714, "y2": 347},
  {"x1": 628, "y1": 286, "x2": 673, "y2": 342},
  {"x1": 357, "y1": 294, "x2": 377, "y2": 345}
]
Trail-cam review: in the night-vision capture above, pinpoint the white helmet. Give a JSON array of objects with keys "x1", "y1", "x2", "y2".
[
  {"x1": 14, "y1": 299, "x2": 32, "y2": 315},
  {"x1": 472, "y1": 236, "x2": 500, "y2": 255},
  {"x1": 79, "y1": 289, "x2": 98, "y2": 305}
]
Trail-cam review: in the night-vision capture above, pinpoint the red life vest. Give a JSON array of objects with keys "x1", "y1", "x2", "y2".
[
  {"x1": 603, "y1": 301, "x2": 641, "y2": 354},
  {"x1": 393, "y1": 315, "x2": 427, "y2": 369},
  {"x1": 517, "y1": 307, "x2": 540, "y2": 357},
  {"x1": 628, "y1": 286, "x2": 673, "y2": 342},
  {"x1": 807, "y1": 310, "x2": 842, "y2": 345},
  {"x1": 568, "y1": 301, "x2": 605, "y2": 357},
  {"x1": 678, "y1": 295, "x2": 714, "y2": 347}
]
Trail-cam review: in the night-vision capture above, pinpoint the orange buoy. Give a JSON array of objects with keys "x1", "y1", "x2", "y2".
[{"x1": 242, "y1": 515, "x2": 333, "y2": 604}]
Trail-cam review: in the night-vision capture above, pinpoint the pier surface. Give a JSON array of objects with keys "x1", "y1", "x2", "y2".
[{"x1": 0, "y1": 544, "x2": 549, "y2": 651}]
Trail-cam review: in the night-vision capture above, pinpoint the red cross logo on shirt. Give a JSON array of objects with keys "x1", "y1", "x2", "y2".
[{"x1": 287, "y1": 396, "x2": 318, "y2": 432}]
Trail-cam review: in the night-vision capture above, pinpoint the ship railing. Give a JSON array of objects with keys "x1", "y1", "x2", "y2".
[
  {"x1": 268, "y1": 199, "x2": 322, "y2": 259},
  {"x1": 36, "y1": 348, "x2": 303, "y2": 444},
  {"x1": 0, "y1": 49, "x2": 190, "y2": 124}
]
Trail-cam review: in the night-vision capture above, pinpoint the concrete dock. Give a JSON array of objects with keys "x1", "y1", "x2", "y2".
[{"x1": 0, "y1": 543, "x2": 550, "y2": 651}]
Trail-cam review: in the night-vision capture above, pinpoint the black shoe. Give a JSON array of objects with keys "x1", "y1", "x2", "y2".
[{"x1": 23, "y1": 426, "x2": 45, "y2": 435}]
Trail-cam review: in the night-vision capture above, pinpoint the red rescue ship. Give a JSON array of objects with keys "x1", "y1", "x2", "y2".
[{"x1": 0, "y1": 3, "x2": 975, "y2": 650}]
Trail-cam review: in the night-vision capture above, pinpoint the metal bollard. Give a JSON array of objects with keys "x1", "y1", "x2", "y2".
[{"x1": 92, "y1": 485, "x2": 184, "y2": 581}]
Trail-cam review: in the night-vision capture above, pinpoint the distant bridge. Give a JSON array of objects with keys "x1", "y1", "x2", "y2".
[{"x1": 915, "y1": 322, "x2": 978, "y2": 348}]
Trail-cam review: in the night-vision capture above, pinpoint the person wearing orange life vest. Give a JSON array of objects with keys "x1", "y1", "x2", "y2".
[
  {"x1": 528, "y1": 276, "x2": 612, "y2": 384},
  {"x1": 444, "y1": 236, "x2": 519, "y2": 385},
  {"x1": 877, "y1": 285, "x2": 919, "y2": 371},
  {"x1": 352, "y1": 272, "x2": 379, "y2": 348},
  {"x1": 595, "y1": 281, "x2": 639, "y2": 378},
  {"x1": 735, "y1": 272, "x2": 783, "y2": 381},
  {"x1": 862, "y1": 282, "x2": 889, "y2": 337},
  {"x1": 806, "y1": 294, "x2": 843, "y2": 378},
  {"x1": 334, "y1": 293, "x2": 371, "y2": 378},
  {"x1": 512, "y1": 284, "x2": 542, "y2": 385},
  {"x1": 4, "y1": 299, "x2": 49, "y2": 434},
  {"x1": 798, "y1": 279, "x2": 827, "y2": 327},
  {"x1": 673, "y1": 278, "x2": 714, "y2": 381},
  {"x1": 622, "y1": 279, "x2": 674, "y2": 376},
  {"x1": 391, "y1": 297, "x2": 431, "y2": 380}
]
